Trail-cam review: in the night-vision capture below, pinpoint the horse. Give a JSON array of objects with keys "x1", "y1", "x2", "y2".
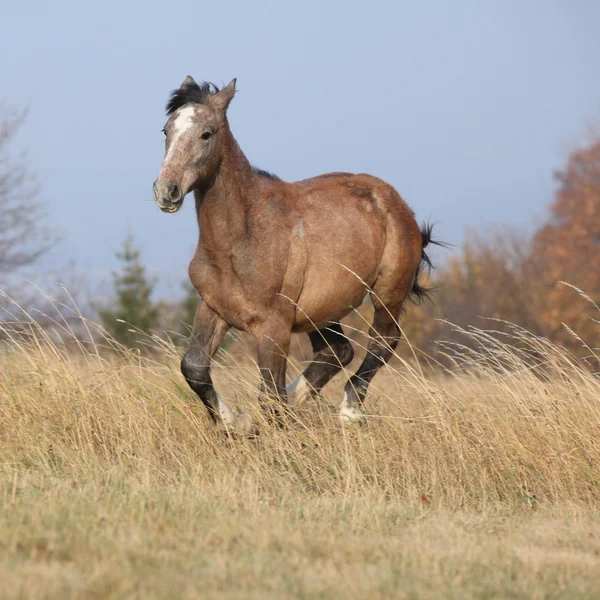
[{"x1": 152, "y1": 76, "x2": 435, "y2": 435}]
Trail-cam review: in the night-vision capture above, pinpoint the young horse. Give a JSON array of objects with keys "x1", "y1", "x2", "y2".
[{"x1": 153, "y1": 76, "x2": 434, "y2": 435}]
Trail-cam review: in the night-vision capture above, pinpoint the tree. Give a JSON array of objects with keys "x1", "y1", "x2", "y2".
[
  {"x1": 398, "y1": 228, "x2": 541, "y2": 358},
  {"x1": 0, "y1": 102, "x2": 80, "y2": 342},
  {"x1": 529, "y1": 136, "x2": 600, "y2": 347},
  {"x1": 401, "y1": 134, "x2": 600, "y2": 359},
  {"x1": 0, "y1": 101, "x2": 59, "y2": 278},
  {"x1": 99, "y1": 233, "x2": 160, "y2": 347},
  {"x1": 177, "y1": 280, "x2": 199, "y2": 336}
]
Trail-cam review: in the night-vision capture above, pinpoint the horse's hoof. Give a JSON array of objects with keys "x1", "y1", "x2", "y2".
[
  {"x1": 339, "y1": 392, "x2": 366, "y2": 426},
  {"x1": 219, "y1": 413, "x2": 258, "y2": 438},
  {"x1": 339, "y1": 408, "x2": 366, "y2": 426},
  {"x1": 232, "y1": 413, "x2": 258, "y2": 437},
  {"x1": 217, "y1": 394, "x2": 257, "y2": 437},
  {"x1": 286, "y1": 375, "x2": 313, "y2": 407}
]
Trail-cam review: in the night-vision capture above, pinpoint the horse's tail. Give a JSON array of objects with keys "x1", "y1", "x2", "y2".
[{"x1": 410, "y1": 222, "x2": 441, "y2": 303}]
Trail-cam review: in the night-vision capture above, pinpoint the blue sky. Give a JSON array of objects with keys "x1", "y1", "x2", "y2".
[{"x1": 2, "y1": 1, "x2": 599, "y2": 297}]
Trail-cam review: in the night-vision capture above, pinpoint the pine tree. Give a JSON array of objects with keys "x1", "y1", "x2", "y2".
[
  {"x1": 99, "y1": 233, "x2": 160, "y2": 347},
  {"x1": 177, "y1": 280, "x2": 199, "y2": 337}
]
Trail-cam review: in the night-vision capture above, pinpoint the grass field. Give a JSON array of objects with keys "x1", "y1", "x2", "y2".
[{"x1": 1, "y1": 306, "x2": 600, "y2": 599}]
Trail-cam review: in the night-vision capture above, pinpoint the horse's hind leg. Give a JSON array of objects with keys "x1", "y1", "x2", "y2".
[
  {"x1": 286, "y1": 323, "x2": 354, "y2": 406},
  {"x1": 339, "y1": 303, "x2": 402, "y2": 423}
]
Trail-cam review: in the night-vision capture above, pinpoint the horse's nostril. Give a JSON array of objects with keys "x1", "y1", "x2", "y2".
[{"x1": 168, "y1": 182, "x2": 181, "y2": 200}]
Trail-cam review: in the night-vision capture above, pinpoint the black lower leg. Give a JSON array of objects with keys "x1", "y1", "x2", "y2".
[
  {"x1": 302, "y1": 323, "x2": 354, "y2": 393},
  {"x1": 181, "y1": 349, "x2": 220, "y2": 422},
  {"x1": 344, "y1": 318, "x2": 400, "y2": 406},
  {"x1": 181, "y1": 301, "x2": 229, "y2": 422}
]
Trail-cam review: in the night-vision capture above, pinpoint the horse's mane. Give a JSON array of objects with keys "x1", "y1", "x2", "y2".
[
  {"x1": 166, "y1": 80, "x2": 220, "y2": 115},
  {"x1": 252, "y1": 167, "x2": 279, "y2": 180}
]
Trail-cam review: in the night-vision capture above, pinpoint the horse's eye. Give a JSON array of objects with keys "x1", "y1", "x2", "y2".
[{"x1": 201, "y1": 131, "x2": 212, "y2": 140}]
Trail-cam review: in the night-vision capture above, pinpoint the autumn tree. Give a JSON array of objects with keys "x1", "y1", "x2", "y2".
[
  {"x1": 529, "y1": 137, "x2": 600, "y2": 347},
  {"x1": 397, "y1": 228, "x2": 542, "y2": 358},
  {"x1": 402, "y1": 135, "x2": 600, "y2": 358}
]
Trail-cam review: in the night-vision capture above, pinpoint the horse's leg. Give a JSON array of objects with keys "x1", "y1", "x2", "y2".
[
  {"x1": 286, "y1": 323, "x2": 354, "y2": 406},
  {"x1": 181, "y1": 300, "x2": 255, "y2": 435},
  {"x1": 255, "y1": 324, "x2": 292, "y2": 420},
  {"x1": 339, "y1": 303, "x2": 402, "y2": 423}
]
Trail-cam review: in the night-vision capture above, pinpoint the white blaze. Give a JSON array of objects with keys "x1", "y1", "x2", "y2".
[
  {"x1": 165, "y1": 105, "x2": 196, "y2": 161},
  {"x1": 173, "y1": 106, "x2": 196, "y2": 136}
]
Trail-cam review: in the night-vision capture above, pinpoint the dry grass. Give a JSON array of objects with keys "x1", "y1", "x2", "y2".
[{"x1": 1, "y1": 298, "x2": 600, "y2": 598}]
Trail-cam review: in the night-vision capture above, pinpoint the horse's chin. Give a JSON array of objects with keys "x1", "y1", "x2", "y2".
[{"x1": 159, "y1": 200, "x2": 184, "y2": 214}]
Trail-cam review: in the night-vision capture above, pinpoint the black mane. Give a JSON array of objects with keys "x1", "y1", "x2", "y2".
[
  {"x1": 252, "y1": 167, "x2": 279, "y2": 180},
  {"x1": 166, "y1": 80, "x2": 220, "y2": 115}
]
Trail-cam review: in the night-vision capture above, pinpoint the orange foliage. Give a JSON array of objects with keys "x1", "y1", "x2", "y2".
[
  {"x1": 528, "y1": 138, "x2": 600, "y2": 346},
  {"x1": 402, "y1": 136, "x2": 600, "y2": 359}
]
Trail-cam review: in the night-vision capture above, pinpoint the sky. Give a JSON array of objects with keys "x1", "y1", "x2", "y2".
[{"x1": 2, "y1": 1, "x2": 599, "y2": 298}]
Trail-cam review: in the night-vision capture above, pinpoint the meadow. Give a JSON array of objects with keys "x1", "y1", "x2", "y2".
[{"x1": 1, "y1": 299, "x2": 600, "y2": 599}]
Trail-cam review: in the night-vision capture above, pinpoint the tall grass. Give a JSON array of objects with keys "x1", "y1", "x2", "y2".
[{"x1": 1, "y1": 293, "x2": 600, "y2": 598}]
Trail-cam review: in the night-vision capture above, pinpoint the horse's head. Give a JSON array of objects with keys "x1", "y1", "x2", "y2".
[{"x1": 153, "y1": 76, "x2": 236, "y2": 213}]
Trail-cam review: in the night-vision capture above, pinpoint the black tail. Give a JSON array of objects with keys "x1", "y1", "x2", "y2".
[{"x1": 410, "y1": 222, "x2": 442, "y2": 303}]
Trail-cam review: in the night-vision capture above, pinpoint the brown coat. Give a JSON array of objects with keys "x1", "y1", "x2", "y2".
[{"x1": 153, "y1": 77, "x2": 433, "y2": 434}]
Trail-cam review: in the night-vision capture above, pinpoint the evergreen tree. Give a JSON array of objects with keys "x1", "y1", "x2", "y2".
[
  {"x1": 177, "y1": 280, "x2": 199, "y2": 337},
  {"x1": 99, "y1": 233, "x2": 160, "y2": 347}
]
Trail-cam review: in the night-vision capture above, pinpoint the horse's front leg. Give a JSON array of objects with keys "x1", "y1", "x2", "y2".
[
  {"x1": 254, "y1": 323, "x2": 292, "y2": 422},
  {"x1": 181, "y1": 300, "x2": 255, "y2": 435}
]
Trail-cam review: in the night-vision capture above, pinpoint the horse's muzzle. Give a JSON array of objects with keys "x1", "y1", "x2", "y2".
[{"x1": 153, "y1": 180, "x2": 184, "y2": 213}]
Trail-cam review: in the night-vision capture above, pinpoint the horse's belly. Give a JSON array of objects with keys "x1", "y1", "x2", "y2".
[
  {"x1": 292, "y1": 228, "x2": 382, "y2": 332},
  {"x1": 293, "y1": 281, "x2": 370, "y2": 332}
]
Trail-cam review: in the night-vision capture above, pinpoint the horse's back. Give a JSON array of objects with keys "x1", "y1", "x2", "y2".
[
  {"x1": 295, "y1": 172, "x2": 415, "y2": 216},
  {"x1": 292, "y1": 171, "x2": 420, "y2": 249}
]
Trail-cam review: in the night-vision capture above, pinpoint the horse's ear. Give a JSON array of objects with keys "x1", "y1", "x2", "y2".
[
  {"x1": 181, "y1": 75, "x2": 196, "y2": 88},
  {"x1": 210, "y1": 78, "x2": 237, "y2": 115}
]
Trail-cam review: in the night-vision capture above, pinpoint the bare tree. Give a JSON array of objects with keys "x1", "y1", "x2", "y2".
[
  {"x1": 0, "y1": 102, "x2": 85, "y2": 344},
  {"x1": 0, "y1": 101, "x2": 59, "y2": 278}
]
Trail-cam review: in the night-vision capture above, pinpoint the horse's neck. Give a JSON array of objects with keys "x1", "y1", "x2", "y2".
[{"x1": 195, "y1": 128, "x2": 254, "y2": 248}]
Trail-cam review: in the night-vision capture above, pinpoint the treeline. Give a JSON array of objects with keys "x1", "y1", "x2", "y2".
[
  {"x1": 400, "y1": 135, "x2": 600, "y2": 359},
  {"x1": 1, "y1": 99, "x2": 598, "y2": 359}
]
